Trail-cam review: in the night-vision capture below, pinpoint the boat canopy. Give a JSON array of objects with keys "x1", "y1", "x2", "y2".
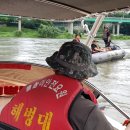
[{"x1": 0, "y1": 0, "x2": 130, "y2": 20}]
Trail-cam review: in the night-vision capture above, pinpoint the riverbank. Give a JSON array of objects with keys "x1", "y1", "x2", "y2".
[
  {"x1": 0, "y1": 26, "x2": 130, "y2": 40},
  {"x1": 0, "y1": 26, "x2": 38, "y2": 38},
  {"x1": 0, "y1": 26, "x2": 73, "y2": 39}
]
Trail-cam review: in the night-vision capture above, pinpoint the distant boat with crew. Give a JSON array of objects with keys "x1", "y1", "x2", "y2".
[{"x1": 92, "y1": 44, "x2": 126, "y2": 64}]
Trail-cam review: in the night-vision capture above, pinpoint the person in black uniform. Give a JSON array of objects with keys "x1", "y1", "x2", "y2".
[{"x1": 102, "y1": 26, "x2": 111, "y2": 47}]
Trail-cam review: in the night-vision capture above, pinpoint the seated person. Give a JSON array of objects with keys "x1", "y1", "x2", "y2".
[{"x1": 91, "y1": 40, "x2": 111, "y2": 53}]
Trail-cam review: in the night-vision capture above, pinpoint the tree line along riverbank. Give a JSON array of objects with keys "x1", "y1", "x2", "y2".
[
  {"x1": 1, "y1": 12, "x2": 130, "y2": 39},
  {"x1": 0, "y1": 26, "x2": 130, "y2": 40}
]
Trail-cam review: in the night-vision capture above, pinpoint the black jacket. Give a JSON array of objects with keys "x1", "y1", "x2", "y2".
[{"x1": 69, "y1": 94, "x2": 114, "y2": 130}]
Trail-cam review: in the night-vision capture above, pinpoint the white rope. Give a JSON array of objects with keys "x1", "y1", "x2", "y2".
[{"x1": 81, "y1": 20, "x2": 91, "y2": 36}]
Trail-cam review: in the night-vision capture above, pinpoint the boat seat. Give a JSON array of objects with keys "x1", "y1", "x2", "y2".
[
  {"x1": 18, "y1": 86, "x2": 24, "y2": 92},
  {"x1": 4, "y1": 86, "x2": 18, "y2": 95},
  {"x1": 0, "y1": 87, "x2": 3, "y2": 95}
]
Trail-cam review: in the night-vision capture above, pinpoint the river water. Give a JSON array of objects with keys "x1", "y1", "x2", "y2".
[{"x1": 0, "y1": 38, "x2": 130, "y2": 123}]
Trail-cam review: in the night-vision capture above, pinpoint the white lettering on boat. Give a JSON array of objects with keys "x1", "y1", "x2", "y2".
[{"x1": 26, "y1": 78, "x2": 68, "y2": 99}]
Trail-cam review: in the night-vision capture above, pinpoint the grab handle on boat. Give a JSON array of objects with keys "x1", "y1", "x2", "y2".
[{"x1": 84, "y1": 80, "x2": 130, "y2": 119}]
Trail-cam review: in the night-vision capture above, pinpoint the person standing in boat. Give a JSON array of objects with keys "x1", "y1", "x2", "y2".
[
  {"x1": 0, "y1": 41, "x2": 129, "y2": 130},
  {"x1": 73, "y1": 33, "x2": 81, "y2": 43},
  {"x1": 102, "y1": 26, "x2": 111, "y2": 47}
]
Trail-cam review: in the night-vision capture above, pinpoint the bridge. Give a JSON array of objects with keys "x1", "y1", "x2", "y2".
[
  {"x1": 55, "y1": 17, "x2": 130, "y2": 35},
  {"x1": 85, "y1": 17, "x2": 130, "y2": 35},
  {"x1": 0, "y1": 14, "x2": 22, "y2": 31},
  {"x1": 85, "y1": 17, "x2": 130, "y2": 23},
  {"x1": 1, "y1": 14, "x2": 130, "y2": 35}
]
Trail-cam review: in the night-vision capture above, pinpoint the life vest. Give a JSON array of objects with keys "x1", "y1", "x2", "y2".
[{"x1": 0, "y1": 74, "x2": 97, "y2": 130}]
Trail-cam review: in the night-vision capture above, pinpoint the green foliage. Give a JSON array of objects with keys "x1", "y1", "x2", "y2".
[
  {"x1": 14, "y1": 31, "x2": 22, "y2": 37},
  {"x1": 112, "y1": 35, "x2": 130, "y2": 40},
  {"x1": 120, "y1": 23, "x2": 130, "y2": 35},
  {"x1": 57, "y1": 26, "x2": 66, "y2": 32},
  {"x1": 57, "y1": 32, "x2": 73, "y2": 39},
  {"x1": 0, "y1": 16, "x2": 17, "y2": 26},
  {"x1": 22, "y1": 19, "x2": 40, "y2": 29},
  {"x1": 0, "y1": 26, "x2": 17, "y2": 37},
  {"x1": 0, "y1": 16, "x2": 54, "y2": 29},
  {"x1": 0, "y1": 16, "x2": 16, "y2": 23},
  {"x1": 0, "y1": 17, "x2": 8, "y2": 24},
  {"x1": 0, "y1": 26, "x2": 38, "y2": 38},
  {"x1": 0, "y1": 26, "x2": 16, "y2": 32},
  {"x1": 95, "y1": 33, "x2": 102, "y2": 39},
  {"x1": 38, "y1": 24, "x2": 60, "y2": 38},
  {"x1": 73, "y1": 29, "x2": 80, "y2": 35},
  {"x1": 22, "y1": 28, "x2": 38, "y2": 38},
  {"x1": 6, "y1": 17, "x2": 17, "y2": 26},
  {"x1": 108, "y1": 12, "x2": 130, "y2": 18},
  {"x1": 41, "y1": 20, "x2": 53, "y2": 26},
  {"x1": 0, "y1": 26, "x2": 72, "y2": 38},
  {"x1": 22, "y1": 19, "x2": 53, "y2": 29}
]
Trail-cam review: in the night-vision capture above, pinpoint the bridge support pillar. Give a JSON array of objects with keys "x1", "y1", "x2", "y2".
[
  {"x1": 67, "y1": 22, "x2": 73, "y2": 34},
  {"x1": 18, "y1": 16, "x2": 22, "y2": 32},
  {"x1": 117, "y1": 23, "x2": 120, "y2": 36},
  {"x1": 112, "y1": 24, "x2": 116, "y2": 35}
]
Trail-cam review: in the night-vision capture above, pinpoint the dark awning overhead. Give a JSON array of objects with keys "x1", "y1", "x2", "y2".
[{"x1": 0, "y1": 0, "x2": 130, "y2": 20}]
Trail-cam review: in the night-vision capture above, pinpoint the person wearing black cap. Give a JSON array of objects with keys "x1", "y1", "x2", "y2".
[
  {"x1": 45, "y1": 41, "x2": 114, "y2": 130},
  {"x1": 0, "y1": 41, "x2": 129, "y2": 130}
]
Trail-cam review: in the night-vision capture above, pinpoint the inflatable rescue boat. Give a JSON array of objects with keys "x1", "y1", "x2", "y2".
[{"x1": 92, "y1": 46, "x2": 126, "y2": 64}]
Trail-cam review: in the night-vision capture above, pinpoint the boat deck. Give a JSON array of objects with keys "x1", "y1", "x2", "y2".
[
  {"x1": 0, "y1": 62, "x2": 125, "y2": 130},
  {"x1": 0, "y1": 96, "x2": 123, "y2": 130},
  {"x1": 0, "y1": 79, "x2": 19, "y2": 86},
  {"x1": 0, "y1": 96, "x2": 12, "y2": 112}
]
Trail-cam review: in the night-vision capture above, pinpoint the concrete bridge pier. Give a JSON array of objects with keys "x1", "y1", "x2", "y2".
[
  {"x1": 112, "y1": 23, "x2": 121, "y2": 36},
  {"x1": 117, "y1": 23, "x2": 120, "y2": 36},
  {"x1": 67, "y1": 22, "x2": 73, "y2": 34},
  {"x1": 18, "y1": 16, "x2": 22, "y2": 31},
  {"x1": 112, "y1": 24, "x2": 116, "y2": 35}
]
